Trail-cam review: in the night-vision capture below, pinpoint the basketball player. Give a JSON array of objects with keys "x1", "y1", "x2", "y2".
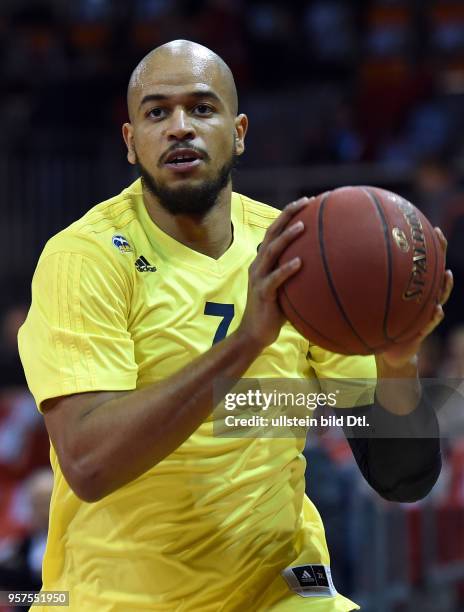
[{"x1": 18, "y1": 40, "x2": 452, "y2": 611}]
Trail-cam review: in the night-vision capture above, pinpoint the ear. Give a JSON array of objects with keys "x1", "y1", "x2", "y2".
[
  {"x1": 122, "y1": 123, "x2": 137, "y2": 165},
  {"x1": 234, "y1": 113, "x2": 248, "y2": 156}
]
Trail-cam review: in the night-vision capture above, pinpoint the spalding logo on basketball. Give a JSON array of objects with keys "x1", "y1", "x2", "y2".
[
  {"x1": 391, "y1": 227, "x2": 410, "y2": 254},
  {"x1": 278, "y1": 186, "x2": 445, "y2": 355}
]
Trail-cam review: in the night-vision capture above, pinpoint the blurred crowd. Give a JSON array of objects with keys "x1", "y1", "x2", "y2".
[
  {"x1": 0, "y1": 0, "x2": 464, "y2": 167},
  {"x1": 408, "y1": 156, "x2": 464, "y2": 337}
]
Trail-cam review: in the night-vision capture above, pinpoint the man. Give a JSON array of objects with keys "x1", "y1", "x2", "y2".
[{"x1": 18, "y1": 40, "x2": 452, "y2": 611}]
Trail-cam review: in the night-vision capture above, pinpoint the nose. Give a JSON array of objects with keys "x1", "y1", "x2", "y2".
[{"x1": 166, "y1": 108, "x2": 195, "y2": 141}]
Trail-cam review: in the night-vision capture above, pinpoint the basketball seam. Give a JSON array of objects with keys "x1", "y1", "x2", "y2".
[
  {"x1": 279, "y1": 194, "x2": 351, "y2": 354},
  {"x1": 280, "y1": 285, "x2": 352, "y2": 354},
  {"x1": 282, "y1": 284, "x2": 392, "y2": 353},
  {"x1": 318, "y1": 192, "x2": 373, "y2": 352},
  {"x1": 362, "y1": 188, "x2": 393, "y2": 342}
]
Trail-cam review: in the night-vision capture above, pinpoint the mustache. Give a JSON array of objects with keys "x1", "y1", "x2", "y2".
[{"x1": 158, "y1": 143, "x2": 210, "y2": 166}]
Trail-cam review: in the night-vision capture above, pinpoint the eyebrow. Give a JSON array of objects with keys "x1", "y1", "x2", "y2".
[{"x1": 139, "y1": 90, "x2": 222, "y2": 109}]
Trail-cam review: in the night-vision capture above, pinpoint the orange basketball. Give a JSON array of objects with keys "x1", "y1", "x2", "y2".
[{"x1": 278, "y1": 186, "x2": 445, "y2": 355}]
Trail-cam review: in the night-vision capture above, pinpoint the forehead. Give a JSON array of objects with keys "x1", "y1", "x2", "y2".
[{"x1": 132, "y1": 53, "x2": 227, "y2": 103}]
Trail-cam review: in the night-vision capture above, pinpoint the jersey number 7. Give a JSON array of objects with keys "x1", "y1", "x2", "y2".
[{"x1": 204, "y1": 302, "x2": 235, "y2": 345}]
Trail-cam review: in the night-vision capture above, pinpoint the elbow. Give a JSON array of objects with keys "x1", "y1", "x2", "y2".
[
  {"x1": 374, "y1": 459, "x2": 442, "y2": 504},
  {"x1": 72, "y1": 487, "x2": 103, "y2": 504},
  {"x1": 71, "y1": 478, "x2": 106, "y2": 504},
  {"x1": 59, "y1": 452, "x2": 110, "y2": 503},
  {"x1": 377, "y1": 485, "x2": 432, "y2": 504},
  {"x1": 66, "y1": 462, "x2": 107, "y2": 503}
]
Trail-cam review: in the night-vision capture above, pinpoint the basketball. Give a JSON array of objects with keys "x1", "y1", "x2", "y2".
[{"x1": 278, "y1": 186, "x2": 445, "y2": 355}]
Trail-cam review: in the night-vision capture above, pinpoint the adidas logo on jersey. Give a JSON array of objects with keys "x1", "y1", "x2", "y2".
[{"x1": 135, "y1": 255, "x2": 157, "y2": 273}]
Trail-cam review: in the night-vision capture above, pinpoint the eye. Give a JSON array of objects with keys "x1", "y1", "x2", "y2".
[
  {"x1": 194, "y1": 104, "x2": 214, "y2": 116},
  {"x1": 147, "y1": 107, "x2": 167, "y2": 120}
]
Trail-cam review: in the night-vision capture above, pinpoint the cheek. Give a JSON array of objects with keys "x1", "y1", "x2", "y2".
[
  {"x1": 134, "y1": 126, "x2": 162, "y2": 160},
  {"x1": 209, "y1": 128, "x2": 234, "y2": 160}
]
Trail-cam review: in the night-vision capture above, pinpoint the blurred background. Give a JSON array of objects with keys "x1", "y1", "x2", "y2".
[{"x1": 0, "y1": 0, "x2": 464, "y2": 610}]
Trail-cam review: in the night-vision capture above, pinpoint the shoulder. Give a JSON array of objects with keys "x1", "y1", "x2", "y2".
[
  {"x1": 233, "y1": 192, "x2": 281, "y2": 231},
  {"x1": 38, "y1": 181, "x2": 141, "y2": 276}
]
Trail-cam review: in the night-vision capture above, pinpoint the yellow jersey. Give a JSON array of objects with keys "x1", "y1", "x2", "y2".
[{"x1": 18, "y1": 179, "x2": 376, "y2": 611}]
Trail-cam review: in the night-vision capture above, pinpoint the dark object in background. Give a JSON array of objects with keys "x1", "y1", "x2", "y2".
[
  {"x1": 413, "y1": 156, "x2": 464, "y2": 335},
  {"x1": 0, "y1": 534, "x2": 43, "y2": 589},
  {"x1": 0, "y1": 305, "x2": 28, "y2": 388},
  {"x1": 0, "y1": 469, "x2": 53, "y2": 612}
]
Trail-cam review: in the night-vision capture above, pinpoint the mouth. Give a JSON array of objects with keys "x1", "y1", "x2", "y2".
[{"x1": 163, "y1": 148, "x2": 204, "y2": 173}]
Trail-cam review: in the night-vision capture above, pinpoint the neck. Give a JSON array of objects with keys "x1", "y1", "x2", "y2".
[{"x1": 143, "y1": 183, "x2": 233, "y2": 259}]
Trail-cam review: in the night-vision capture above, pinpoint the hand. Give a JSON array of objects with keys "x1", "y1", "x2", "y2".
[
  {"x1": 378, "y1": 227, "x2": 453, "y2": 371},
  {"x1": 238, "y1": 197, "x2": 311, "y2": 351}
]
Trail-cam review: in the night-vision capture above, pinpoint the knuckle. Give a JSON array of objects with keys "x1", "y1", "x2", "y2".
[
  {"x1": 283, "y1": 224, "x2": 296, "y2": 238},
  {"x1": 248, "y1": 265, "x2": 258, "y2": 280},
  {"x1": 274, "y1": 267, "x2": 287, "y2": 285},
  {"x1": 266, "y1": 270, "x2": 278, "y2": 287},
  {"x1": 266, "y1": 241, "x2": 277, "y2": 257},
  {"x1": 257, "y1": 285, "x2": 267, "y2": 301}
]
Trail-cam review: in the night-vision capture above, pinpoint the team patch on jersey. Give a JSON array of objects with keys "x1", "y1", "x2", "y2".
[
  {"x1": 281, "y1": 564, "x2": 337, "y2": 598},
  {"x1": 112, "y1": 234, "x2": 133, "y2": 253},
  {"x1": 135, "y1": 255, "x2": 157, "y2": 272}
]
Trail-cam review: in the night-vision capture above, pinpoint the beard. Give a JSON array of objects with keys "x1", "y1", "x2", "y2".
[{"x1": 136, "y1": 147, "x2": 238, "y2": 217}]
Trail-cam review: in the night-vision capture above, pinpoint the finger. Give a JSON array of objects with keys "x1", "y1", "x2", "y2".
[
  {"x1": 262, "y1": 197, "x2": 311, "y2": 246},
  {"x1": 434, "y1": 227, "x2": 448, "y2": 255},
  {"x1": 256, "y1": 220, "x2": 305, "y2": 275},
  {"x1": 260, "y1": 257, "x2": 301, "y2": 300},
  {"x1": 440, "y1": 269, "x2": 454, "y2": 306},
  {"x1": 418, "y1": 304, "x2": 445, "y2": 340},
  {"x1": 265, "y1": 197, "x2": 310, "y2": 240},
  {"x1": 396, "y1": 304, "x2": 444, "y2": 355}
]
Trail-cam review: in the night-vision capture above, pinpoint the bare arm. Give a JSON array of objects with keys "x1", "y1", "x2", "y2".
[{"x1": 43, "y1": 198, "x2": 310, "y2": 502}]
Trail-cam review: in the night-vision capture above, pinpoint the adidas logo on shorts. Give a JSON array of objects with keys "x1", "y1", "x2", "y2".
[{"x1": 281, "y1": 564, "x2": 337, "y2": 598}]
